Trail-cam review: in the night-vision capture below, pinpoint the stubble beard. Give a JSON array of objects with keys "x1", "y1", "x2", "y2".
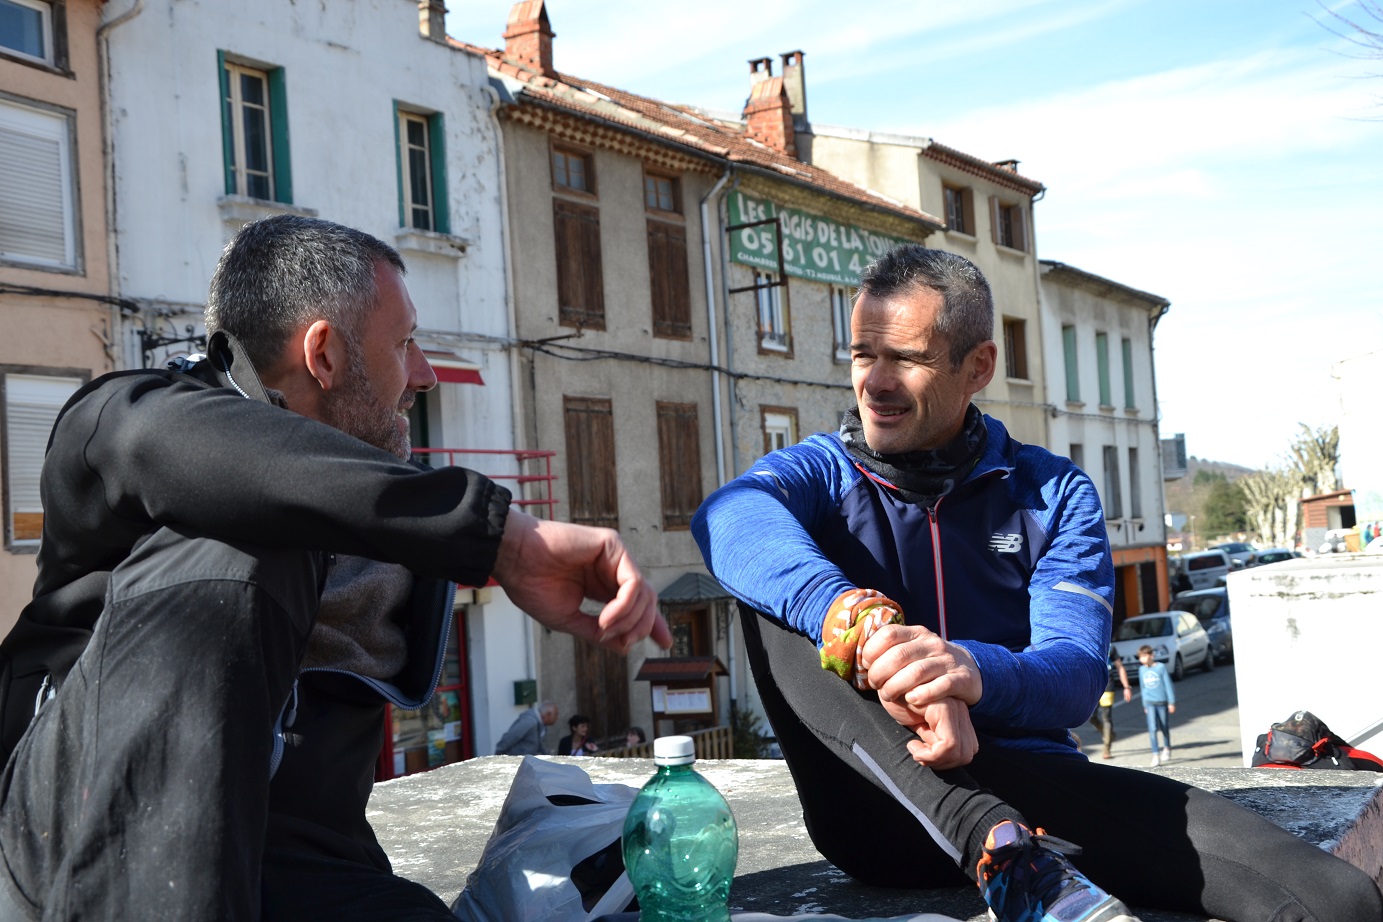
[{"x1": 322, "y1": 347, "x2": 412, "y2": 460}]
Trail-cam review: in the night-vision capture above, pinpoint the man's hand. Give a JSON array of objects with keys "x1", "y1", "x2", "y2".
[
  {"x1": 860, "y1": 623, "x2": 984, "y2": 709},
  {"x1": 880, "y1": 696, "x2": 979, "y2": 769},
  {"x1": 860, "y1": 624, "x2": 984, "y2": 769},
  {"x1": 491, "y1": 511, "x2": 672, "y2": 653}
]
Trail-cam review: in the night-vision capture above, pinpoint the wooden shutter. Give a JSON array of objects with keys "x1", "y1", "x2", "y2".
[
  {"x1": 554, "y1": 200, "x2": 605, "y2": 329},
  {"x1": 562, "y1": 396, "x2": 618, "y2": 528},
  {"x1": 988, "y1": 195, "x2": 1000, "y2": 245},
  {"x1": 656, "y1": 401, "x2": 702, "y2": 529},
  {"x1": 1013, "y1": 202, "x2": 1028, "y2": 252},
  {"x1": 647, "y1": 220, "x2": 691, "y2": 339},
  {"x1": 961, "y1": 187, "x2": 975, "y2": 236}
]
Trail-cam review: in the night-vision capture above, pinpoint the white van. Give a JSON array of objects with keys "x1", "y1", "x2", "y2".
[{"x1": 1180, "y1": 550, "x2": 1232, "y2": 590}]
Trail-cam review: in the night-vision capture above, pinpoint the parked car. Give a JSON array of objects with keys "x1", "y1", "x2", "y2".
[
  {"x1": 1171, "y1": 587, "x2": 1233, "y2": 664},
  {"x1": 1112, "y1": 611, "x2": 1214, "y2": 682},
  {"x1": 1179, "y1": 549, "x2": 1232, "y2": 590},
  {"x1": 1244, "y1": 547, "x2": 1300, "y2": 568},
  {"x1": 1210, "y1": 541, "x2": 1257, "y2": 569}
]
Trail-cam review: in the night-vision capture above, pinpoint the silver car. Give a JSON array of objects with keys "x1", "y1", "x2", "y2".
[{"x1": 1113, "y1": 611, "x2": 1214, "y2": 682}]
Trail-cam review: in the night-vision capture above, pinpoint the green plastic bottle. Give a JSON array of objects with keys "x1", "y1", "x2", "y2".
[{"x1": 622, "y1": 735, "x2": 738, "y2": 922}]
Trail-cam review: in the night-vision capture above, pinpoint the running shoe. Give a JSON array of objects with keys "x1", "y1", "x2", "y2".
[{"x1": 976, "y1": 819, "x2": 1141, "y2": 922}]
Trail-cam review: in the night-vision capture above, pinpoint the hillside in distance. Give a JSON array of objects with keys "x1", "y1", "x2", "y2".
[{"x1": 1164, "y1": 456, "x2": 1259, "y2": 522}]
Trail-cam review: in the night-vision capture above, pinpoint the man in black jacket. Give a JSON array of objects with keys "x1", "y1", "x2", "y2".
[{"x1": 0, "y1": 215, "x2": 670, "y2": 920}]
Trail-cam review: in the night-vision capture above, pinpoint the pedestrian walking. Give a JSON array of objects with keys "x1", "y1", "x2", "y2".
[{"x1": 1137, "y1": 645, "x2": 1176, "y2": 765}]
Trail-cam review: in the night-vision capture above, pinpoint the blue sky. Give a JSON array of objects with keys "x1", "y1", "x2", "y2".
[{"x1": 447, "y1": 0, "x2": 1383, "y2": 470}]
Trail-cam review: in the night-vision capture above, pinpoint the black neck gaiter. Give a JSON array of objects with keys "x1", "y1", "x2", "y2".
[{"x1": 838, "y1": 403, "x2": 988, "y2": 505}]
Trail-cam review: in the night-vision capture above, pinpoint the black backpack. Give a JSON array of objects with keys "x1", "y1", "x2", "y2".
[{"x1": 1251, "y1": 710, "x2": 1383, "y2": 771}]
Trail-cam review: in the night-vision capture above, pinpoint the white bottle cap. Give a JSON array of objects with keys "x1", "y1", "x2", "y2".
[{"x1": 653, "y1": 735, "x2": 695, "y2": 765}]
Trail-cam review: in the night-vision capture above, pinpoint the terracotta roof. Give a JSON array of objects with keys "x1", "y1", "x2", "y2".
[
  {"x1": 450, "y1": 38, "x2": 943, "y2": 232},
  {"x1": 923, "y1": 141, "x2": 1045, "y2": 196}
]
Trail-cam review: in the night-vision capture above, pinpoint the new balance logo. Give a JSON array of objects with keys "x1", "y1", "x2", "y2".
[{"x1": 989, "y1": 533, "x2": 1023, "y2": 554}]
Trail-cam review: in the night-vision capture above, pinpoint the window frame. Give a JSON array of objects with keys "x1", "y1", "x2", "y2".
[
  {"x1": 655, "y1": 401, "x2": 703, "y2": 530},
  {"x1": 551, "y1": 144, "x2": 595, "y2": 197},
  {"x1": 642, "y1": 168, "x2": 681, "y2": 215},
  {"x1": 395, "y1": 105, "x2": 449, "y2": 234},
  {"x1": 942, "y1": 184, "x2": 974, "y2": 236},
  {"x1": 0, "y1": 93, "x2": 79, "y2": 272},
  {"x1": 989, "y1": 195, "x2": 1029, "y2": 253},
  {"x1": 1, "y1": 365, "x2": 87, "y2": 551},
  {"x1": 218, "y1": 52, "x2": 293, "y2": 204},
  {"x1": 761, "y1": 405, "x2": 799, "y2": 456},
  {"x1": 1001, "y1": 316, "x2": 1028, "y2": 381},
  {"x1": 754, "y1": 269, "x2": 791, "y2": 355},
  {"x1": 0, "y1": 0, "x2": 56, "y2": 67},
  {"x1": 830, "y1": 285, "x2": 852, "y2": 362}
]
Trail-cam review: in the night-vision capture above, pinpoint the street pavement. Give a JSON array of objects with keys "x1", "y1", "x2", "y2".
[{"x1": 1072, "y1": 658, "x2": 1247, "y2": 769}]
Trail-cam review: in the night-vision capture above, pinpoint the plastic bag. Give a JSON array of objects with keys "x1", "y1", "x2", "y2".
[{"x1": 452, "y1": 756, "x2": 639, "y2": 921}]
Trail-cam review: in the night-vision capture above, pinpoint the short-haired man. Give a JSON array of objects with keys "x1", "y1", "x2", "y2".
[
  {"x1": 495, "y1": 700, "x2": 559, "y2": 755},
  {"x1": 693, "y1": 245, "x2": 1380, "y2": 922},
  {"x1": 0, "y1": 215, "x2": 670, "y2": 920}
]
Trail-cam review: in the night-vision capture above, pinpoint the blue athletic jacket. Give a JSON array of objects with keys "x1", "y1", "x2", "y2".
[{"x1": 691, "y1": 413, "x2": 1115, "y2": 756}]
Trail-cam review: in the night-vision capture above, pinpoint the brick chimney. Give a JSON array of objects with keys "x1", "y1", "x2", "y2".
[
  {"x1": 418, "y1": 0, "x2": 447, "y2": 44},
  {"x1": 503, "y1": 0, "x2": 556, "y2": 79},
  {"x1": 742, "y1": 58, "x2": 796, "y2": 158},
  {"x1": 779, "y1": 50, "x2": 807, "y2": 121}
]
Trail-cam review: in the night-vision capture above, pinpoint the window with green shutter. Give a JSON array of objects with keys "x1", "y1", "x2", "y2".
[
  {"x1": 219, "y1": 52, "x2": 291, "y2": 204},
  {"x1": 395, "y1": 105, "x2": 448, "y2": 234}
]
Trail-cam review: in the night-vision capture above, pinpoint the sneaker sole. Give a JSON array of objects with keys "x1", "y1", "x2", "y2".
[{"x1": 986, "y1": 903, "x2": 1143, "y2": 922}]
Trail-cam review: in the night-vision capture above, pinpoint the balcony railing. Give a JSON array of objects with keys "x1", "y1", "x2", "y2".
[{"x1": 412, "y1": 448, "x2": 558, "y2": 519}]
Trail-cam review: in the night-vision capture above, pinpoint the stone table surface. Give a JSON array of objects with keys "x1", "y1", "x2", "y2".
[{"x1": 367, "y1": 756, "x2": 1383, "y2": 922}]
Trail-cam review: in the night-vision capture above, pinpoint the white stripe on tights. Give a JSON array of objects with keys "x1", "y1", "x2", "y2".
[{"x1": 851, "y1": 742, "x2": 963, "y2": 865}]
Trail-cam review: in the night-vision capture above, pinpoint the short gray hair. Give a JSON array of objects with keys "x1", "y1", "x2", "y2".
[
  {"x1": 205, "y1": 214, "x2": 406, "y2": 371},
  {"x1": 857, "y1": 245, "x2": 993, "y2": 369}
]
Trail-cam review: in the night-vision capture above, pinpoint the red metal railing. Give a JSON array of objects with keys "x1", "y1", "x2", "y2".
[{"x1": 411, "y1": 448, "x2": 558, "y2": 519}]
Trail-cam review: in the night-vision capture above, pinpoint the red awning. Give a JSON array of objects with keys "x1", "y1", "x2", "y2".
[
  {"x1": 421, "y1": 349, "x2": 484, "y2": 385},
  {"x1": 433, "y1": 366, "x2": 484, "y2": 386}
]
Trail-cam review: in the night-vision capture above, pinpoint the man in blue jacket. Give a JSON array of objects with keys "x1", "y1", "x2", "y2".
[{"x1": 692, "y1": 245, "x2": 1380, "y2": 922}]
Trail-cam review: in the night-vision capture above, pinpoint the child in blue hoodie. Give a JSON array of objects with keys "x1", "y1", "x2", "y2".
[{"x1": 1138, "y1": 645, "x2": 1177, "y2": 765}]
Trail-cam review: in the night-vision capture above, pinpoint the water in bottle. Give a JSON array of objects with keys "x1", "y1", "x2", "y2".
[{"x1": 622, "y1": 735, "x2": 738, "y2": 922}]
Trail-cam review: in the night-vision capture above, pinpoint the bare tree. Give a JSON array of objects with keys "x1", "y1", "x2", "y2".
[
  {"x1": 1239, "y1": 467, "x2": 1299, "y2": 548},
  {"x1": 1288, "y1": 423, "x2": 1340, "y2": 495},
  {"x1": 1317, "y1": 0, "x2": 1383, "y2": 107},
  {"x1": 1318, "y1": 0, "x2": 1383, "y2": 50}
]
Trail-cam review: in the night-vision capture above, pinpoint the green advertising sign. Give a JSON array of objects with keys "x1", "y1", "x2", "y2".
[{"x1": 727, "y1": 190, "x2": 914, "y2": 286}]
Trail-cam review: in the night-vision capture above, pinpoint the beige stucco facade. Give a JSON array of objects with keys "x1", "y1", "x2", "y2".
[
  {"x1": 806, "y1": 127, "x2": 1050, "y2": 447},
  {"x1": 0, "y1": 0, "x2": 114, "y2": 632},
  {"x1": 500, "y1": 114, "x2": 727, "y2": 740}
]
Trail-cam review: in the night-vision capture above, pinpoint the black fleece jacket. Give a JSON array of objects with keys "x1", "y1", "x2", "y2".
[{"x1": 0, "y1": 331, "x2": 511, "y2": 760}]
